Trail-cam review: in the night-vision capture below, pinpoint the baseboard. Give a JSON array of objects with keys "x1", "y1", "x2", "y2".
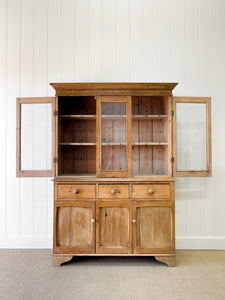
[
  {"x1": 0, "y1": 236, "x2": 225, "y2": 250},
  {"x1": 0, "y1": 236, "x2": 52, "y2": 249},
  {"x1": 176, "y1": 237, "x2": 225, "y2": 250}
]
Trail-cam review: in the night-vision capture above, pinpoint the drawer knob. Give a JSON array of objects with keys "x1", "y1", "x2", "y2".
[
  {"x1": 111, "y1": 189, "x2": 117, "y2": 195},
  {"x1": 148, "y1": 189, "x2": 154, "y2": 195},
  {"x1": 74, "y1": 189, "x2": 80, "y2": 194},
  {"x1": 132, "y1": 219, "x2": 136, "y2": 223},
  {"x1": 91, "y1": 218, "x2": 95, "y2": 223}
]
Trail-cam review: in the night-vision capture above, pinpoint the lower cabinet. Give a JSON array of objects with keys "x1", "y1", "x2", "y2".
[{"x1": 54, "y1": 200, "x2": 174, "y2": 256}]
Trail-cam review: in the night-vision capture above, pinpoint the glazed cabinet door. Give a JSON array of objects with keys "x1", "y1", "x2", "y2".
[
  {"x1": 16, "y1": 97, "x2": 56, "y2": 177},
  {"x1": 173, "y1": 97, "x2": 212, "y2": 177},
  {"x1": 133, "y1": 201, "x2": 174, "y2": 254},
  {"x1": 54, "y1": 201, "x2": 95, "y2": 254},
  {"x1": 96, "y1": 201, "x2": 132, "y2": 254},
  {"x1": 96, "y1": 96, "x2": 132, "y2": 177}
]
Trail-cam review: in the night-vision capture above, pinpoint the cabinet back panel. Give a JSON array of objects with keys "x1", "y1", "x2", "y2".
[
  {"x1": 59, "y1": 96, "x2": 96, "y2": 115},
  {"x1": 59, "y1": 146, "x2": 96, "y2": 175}
]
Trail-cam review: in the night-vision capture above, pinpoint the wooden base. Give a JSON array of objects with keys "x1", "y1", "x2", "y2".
[
  {"x1": 155, "y1": 255, "x2": 175, "y2": 267},
  {"x1": 53, "y1": 255, "x2": 73, "y2": 266}
]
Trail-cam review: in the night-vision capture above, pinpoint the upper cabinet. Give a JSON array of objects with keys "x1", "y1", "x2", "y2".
[
  {"x1": 172, "y1": 97, "x2": 212, "y2": 177},
  {"x1": 16, "y1": 83, "x2": 212, "y2": 178}
]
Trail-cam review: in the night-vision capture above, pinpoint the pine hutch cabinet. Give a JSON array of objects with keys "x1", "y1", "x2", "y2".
[{"x1": 16, "y1": 83, "x2": 212, "y2": 267}]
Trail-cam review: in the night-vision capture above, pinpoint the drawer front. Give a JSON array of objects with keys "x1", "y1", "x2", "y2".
[
  {"x1": 132, "y1": 184, "x2": 170, "y2": 200},
  {"x1": 99, "y1": 185, "x2": 129, "y2": 199},
  {"x1": 57, "y1": 184, "x2": 96, "y2": 200}
]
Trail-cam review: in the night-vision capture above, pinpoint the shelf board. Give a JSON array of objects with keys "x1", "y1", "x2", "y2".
[
  {"x1": 102, "y1": 142, "x2": 127, "y2": 146},
  {"x1": 132, "y1": 114, "x2": 168, "y2": 120},
  {"x1": 132, "y1": 142, "x2": 168, "y2": 146},
  {"x1": 60, "y1": 142, "x2": 96, "y2": 146},
  {"x1": 60, "y1": 115, "x2": 96, "y2": 119}
]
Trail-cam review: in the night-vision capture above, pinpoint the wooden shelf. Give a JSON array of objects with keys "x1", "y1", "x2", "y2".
[
  {"x1": 102, "y1": 142, "x2": 127, "y2": 146},
  {"x1": 132, "y1": 142, "x2": 168, "y2": 146},
  {"x1": 60, "y1": 115, "x2": 96, "y2": 119},
  {"x1": 132, "y1": 115, "x2": 168, "y2": 120},
  {"x1": 60, "y1": 142, "x2": 96, "y2": 146}
]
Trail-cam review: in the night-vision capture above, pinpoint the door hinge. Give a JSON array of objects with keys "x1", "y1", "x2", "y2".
[
  {"x1": 54, "y1": 111, "x2": 58, "y2": 116},
  {"x1": 171, "y1": 157, "x2": 174, "y2": 163},
  {"x1": 171, "y1": 110, "x2": 174, "y2": 116},
  {"x1": 54, "y1": 157, "x2": 57, "y2": 163}
]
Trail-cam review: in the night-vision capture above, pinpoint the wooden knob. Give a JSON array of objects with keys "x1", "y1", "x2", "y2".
[
  {"x1": 74, "y1": 189, "x2": 80, "y2": 194},
  {"x1": 91, "y1": 218, "x2": 95, "y2": 223},
  {"x1": 111, "y1": 189, "x2": 117, "y2": 195},
  {"x1": 132, "y1": 219, "x2": 136, "y2": 223},
  {"x1": 148, "y1": 189, "x2": 154, "y2": 195}
]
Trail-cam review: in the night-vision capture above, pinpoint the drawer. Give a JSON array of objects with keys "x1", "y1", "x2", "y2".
[
  {"x1": 57, "y1": 184, "x2": 96, "y2": 200},
  {"x1": 99, "y1": 184, "x2": 129, "y2": 199},
  {"x1": 132, "y1": 184, "x2": 170, "y2": 200}
]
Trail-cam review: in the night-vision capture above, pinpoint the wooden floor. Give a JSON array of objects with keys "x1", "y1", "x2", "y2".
[{"x1": 0, "y1": 250, "x2": 225, "y2": 300}]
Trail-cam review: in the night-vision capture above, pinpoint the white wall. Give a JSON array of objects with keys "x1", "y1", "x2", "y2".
[{"x1": 0, "y1": 0, "x2": 225, "y2": 249}]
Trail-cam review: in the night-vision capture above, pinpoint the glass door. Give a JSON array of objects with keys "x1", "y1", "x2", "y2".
[{"x1": 96, "y1": 96, "x2": 131, "y2": 177}]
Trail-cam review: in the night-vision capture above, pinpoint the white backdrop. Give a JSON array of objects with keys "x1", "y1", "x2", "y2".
[{"x1": 0, "y1": 0, "x2": 225, "y2": 249}]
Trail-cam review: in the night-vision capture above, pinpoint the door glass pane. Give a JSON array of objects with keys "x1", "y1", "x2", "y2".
[
  {"x1": 21, "y1": 103, "x2": 52, "y2": 170},
  {"x1": 101, "y1": 102, "x2": 127, "y2": 171},
  {"x1": 176, "y1": 103, "x2": 207, "y2": 171}
]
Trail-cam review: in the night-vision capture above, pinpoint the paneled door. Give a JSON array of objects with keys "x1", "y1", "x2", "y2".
[
  {"x1": 54, "y1": 201, "x2": 95, "y2": 254},
  {"x1": 133, "y1": 201, "x2": 174, "y2": 254},
  {"x1": 96, "y1": 201, "x2": 132, "y2": 254}
]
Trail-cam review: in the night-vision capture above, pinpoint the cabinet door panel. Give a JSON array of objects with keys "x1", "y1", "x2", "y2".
[
  {"x1": 55, "y1": 201, "x2": 95, "y2": 254},
  {"x1": 16, "y1": 97, "x2": 56, "y2": 177},
  {"x1": 96, "y1": 201, "x2": 132, "y2": 254},
  {"x1": 173, "y1": 97, "x2": 212, "y2": 177},
  {"x1": 133, "y1": 201, "x2": 174, "y2": 254}
]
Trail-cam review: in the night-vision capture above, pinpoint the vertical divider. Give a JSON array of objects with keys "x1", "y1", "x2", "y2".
[
  {"x1": 96, "y1": 97, "x2": 101, "y2": 177},
  {"x1": 127, "y1": 96, "x2": 132, "y2": 177}
]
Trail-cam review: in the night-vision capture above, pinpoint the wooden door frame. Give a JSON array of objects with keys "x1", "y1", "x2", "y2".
[
  {"x1": 16, "y1": 97, "x2": 56, "y2": 177},
  {"x1": 96, "y1": 201, "x2": 132, "y2": 254},
  {"x1": 96, "y1": 96, "x2": 132, "y2": 178},
  {"x1": 172, "y1": 97, "x2": 212, "y2": 177}
]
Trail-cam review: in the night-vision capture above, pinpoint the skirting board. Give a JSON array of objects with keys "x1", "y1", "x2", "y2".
[{"x1": 0, "y1": 237, "x2": 225, "y2": 249}]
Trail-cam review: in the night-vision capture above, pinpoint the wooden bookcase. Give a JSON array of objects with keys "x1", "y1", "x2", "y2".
[{"x1": 16, "y1": 83, "x2": 212, "y2": 267}]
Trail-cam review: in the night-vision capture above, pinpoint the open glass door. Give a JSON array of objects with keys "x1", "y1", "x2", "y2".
[
  {"x1": 173, "y1": 97, "x2": 212, "y2": 177},
  {"x1": 96, "y1": 96, "x2": 132, "y2": 177},
  {"x1": 16, "y1": 97, "x2": 56, "y2": 177}
]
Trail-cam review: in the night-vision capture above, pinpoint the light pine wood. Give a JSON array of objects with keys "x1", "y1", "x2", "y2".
[
  {"x1": 54, "y1": 201, "x2": 95, "y2": 254},
  {"x1": 99, "y1": 184, "x2": 130, "y2": 199},
  {"x1": 53, "y1": 255, "x2": 73, "y2": 266},
  {"x1": 132, "y1": 184, "x2": 170, "y2": 199},
  {"x1": 16, "y1": 97, "x2": 56, "y2": 177},
  {"x1": 96, "y1": 201, "x2": 132, "y2": 254},
  {"x1": 57, "y1": 184, "x2": 96, "y2": 200},
  {"x1": 172, "y1": 97, "x2": 212, "y2": 177},
  {"x1": 155, "y1": 256, "x2": 175, "y2": 267},
  {"x1": 15, "y1": 83, "x2": 213, "y2": 267},
  {"x1": 133, "y1": 201, "x2": 174, "y2": 254}
]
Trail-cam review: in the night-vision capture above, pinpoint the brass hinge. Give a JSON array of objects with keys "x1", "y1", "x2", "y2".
[
  {"x1": 54, "y1": 111, "x2": 58, "y2": 116},
  {"x1": 171, "y1": 157, "x2": 174, "y2": 163},
  {"x1": 54, "y1": 157, "x2": 57, "y2": 163},
  {"x1": 171, "y1": 110, "x2": 174, "y2": 116}
]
